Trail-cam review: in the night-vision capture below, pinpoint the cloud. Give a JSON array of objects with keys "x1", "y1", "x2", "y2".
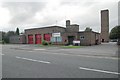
[
  {"x1": 0, "y1": 0, "x2": 119, "y2": 32},
  {"x1": 2, "y1": 2, "x2": 46, "y2": 24}
]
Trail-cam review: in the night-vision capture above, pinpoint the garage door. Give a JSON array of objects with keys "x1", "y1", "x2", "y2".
[
  {"x1": 44, "y1": 34, "x2": 51, "y2": 41},
  {"x1": 35, "y1": 34, "x2": 42, "y2": 44},
  {"x1": 28, "y1": 35, "x2": 33, "y2": 44}
]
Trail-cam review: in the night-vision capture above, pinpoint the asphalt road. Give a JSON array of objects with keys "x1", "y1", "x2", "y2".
[{"x1": 1, "y1": 42, "x2": 120, "y2": 78}]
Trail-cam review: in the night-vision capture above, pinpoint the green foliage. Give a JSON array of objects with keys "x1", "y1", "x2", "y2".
[
  {"x1": 2, "y1": 31, "x2": 16, "y2": 43},
  {"x1": 42, "y1": 40, "x2": 48, "y2": 45},
  {"x1": 16, "y1": 27, "x2": 20, "y2": 35},
  {"x1": 1, "y1": 28, "x2": 20, "y2": 44},
  {"x1": 1, "y1": 40, "x2": 5, "y2": 44},
  {"x1": 48, "y1": 42, "x2": 52, "y2": 45},
  {"x1": 117, "y1": 25, "x2": 120, "y2": 39},
  {"x1": 7, "y1": 31, "x2": 15, "y2": 36},
  {"x1": 109, "y1": 25, "x2": 120, "y2": 39},
  {"x1": 85, "y1": 27, "x2": 92, "y2": 31},
  {"x1": 61, "y1": 45, "x2": 81, "y2": 48}
]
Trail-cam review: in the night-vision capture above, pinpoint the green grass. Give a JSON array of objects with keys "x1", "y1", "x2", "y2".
[
  {"x1": 35, "y1": 44, "x2": 83, "y2": 49},
  {"x1": 35, "y1": 44, "x2": 59, "y2": 47},
  {"x1": 61, "y1": 45, "x2": 81, "y2": 48}
]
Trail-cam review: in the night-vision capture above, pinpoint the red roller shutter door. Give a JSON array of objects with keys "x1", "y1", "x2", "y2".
[
  {"x1": 28, "y1": 35, "x2": 33, "y2": 44},
  {"x1": 44, "y1": 34, "x2": 51, "y2": 41},
  {"x1": 35, "y1": 34, "x2": 42, "y2": 44}
]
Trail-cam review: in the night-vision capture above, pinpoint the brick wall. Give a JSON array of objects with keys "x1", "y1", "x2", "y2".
[
  {"x1": 25, "y1": 26, "x2": 66, "y2": 44},
  {"x1": 101, "y1": 10, "x2": 109, "y2": 42}
]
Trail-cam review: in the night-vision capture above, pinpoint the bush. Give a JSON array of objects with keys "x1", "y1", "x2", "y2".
[
  {"x1": 0, "y1": 41, "x2": 2, "y2": 44},
  {"x1": 0, "y1": 40, "x2": 5, "y2": 44},
  {"x1": 42, "y1": 40, "x2": 48, "y2": 45},
  {"x1": 48, "y1": 42, "x2": 52, "y2": 45}
]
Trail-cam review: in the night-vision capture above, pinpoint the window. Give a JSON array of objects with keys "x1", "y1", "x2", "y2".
[
  {"x1": 80, "y1": 36, "x2": 85, "y2": 39},
  {"x1": 51, "y1": 37, "x2": 62, "y2": 42}
]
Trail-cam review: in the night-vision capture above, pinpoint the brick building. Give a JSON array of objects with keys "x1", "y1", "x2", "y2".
[
  {"x1": 101, "y1": 10, "x2": 109, "y2": 42},
  {"x1": 9, "y1": 9, "x2": 110, "y2": 45},
  {"x1": 24, "y1": 20, "x2": 101, "y2": 46},
  {"x1": 9, "y1": 35, "x2": 26, "y2": 44}
]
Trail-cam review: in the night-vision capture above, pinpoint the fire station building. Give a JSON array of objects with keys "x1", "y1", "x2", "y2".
[
  {"x1": 24, "y1": 20, "x2": 101, "y2": 46},
  {"x1": 9, "y1": 9, "x2": 110, "y2": 45}
]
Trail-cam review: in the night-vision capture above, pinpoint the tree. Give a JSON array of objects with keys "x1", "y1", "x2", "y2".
[
  {"x1": 109, "y1": 26, "x2": 120, "y2": 39},
  {"x1": 117, "y1": 25, "x2": 120, "y2": 39},
  {"x1": 85, "y1": 27, "x2": 92, "y2": 31},
  {"x1": 16, "y1": 27, "x2": 20, "y2": 35},
  {"x1": 2, "y1": 31, "x2": 15, "y2": 43},
  {"x1": 7, "y1": 31, "x2": 15, "y2": 36}
]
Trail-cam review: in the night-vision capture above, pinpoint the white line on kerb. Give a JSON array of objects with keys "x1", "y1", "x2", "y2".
[
  {"x1": 39, "y1": 52, "x2": 118, "y2": 60},
  {"x1": 79, "y1": 67, "x2": 120, "y2": 75},
  {"x1": 34, "y1": 49, "x2": 46, "y2": 50},
  {"x1": 28, "y1": 51, "x2": 34, "y2": 52},
  {"x1": 16, "y1": 56, "x2": 50, "y2": 64}
]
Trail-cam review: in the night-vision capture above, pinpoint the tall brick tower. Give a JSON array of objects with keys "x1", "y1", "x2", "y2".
[{"x1": 101, "y1": 9, "x2": 109, "y2": 42}]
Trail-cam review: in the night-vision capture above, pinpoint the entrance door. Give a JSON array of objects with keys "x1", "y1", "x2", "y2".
[
  {"x1": 28, "y1": 35, "x2": 33, "y2": 44},
  {"x1": 102, "y1": 39, "x2": 104, "y2": 42},
  {"x1": 68, "y1": 36, "x2": 75, "y2": 45},
  {"x1": 35, "y1": 34, "x2": 42, "y2": 44},
  {"x1": 44, "y1": 34, "x2": 51, "y2": 42}
]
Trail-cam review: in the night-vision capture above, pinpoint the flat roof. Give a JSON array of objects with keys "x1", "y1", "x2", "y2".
[
  {"x1": 25, "y1": 26, "x2": 66, "y2": 31},
  {"x1": 78, "y1": 31, "x2": 100, "y2": 34}
]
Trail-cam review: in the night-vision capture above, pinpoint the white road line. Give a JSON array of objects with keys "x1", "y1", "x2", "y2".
[
  {"x1": 37, "y1": 52, "x2": 119, "y2": 60},
  {"x1": 55, "y1": 53, "x2": 119, "y2": 60},
  {"x1": 79, "y1": 67, "x2": 120, "y2": 75},
  {"x1": 76, "y1": 55, "x2": 118, "y2": 60},
  {"x1": 16, "y1": 56, "x2": 50, "y2": 64},
  {"x1": 28, "y1": 51, "x2": 34, "y2": 52},
  {"x1": 34, "y1": 49, "x2": 46, "y2": 51}
]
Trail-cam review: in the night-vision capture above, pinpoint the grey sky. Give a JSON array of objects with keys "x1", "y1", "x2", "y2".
[
  {"x1": 118, "y1": 1, "x2": 120, "y2": 25},
  {"x1": 0, "y1": 0, "x2": 119, "y2": 33}
]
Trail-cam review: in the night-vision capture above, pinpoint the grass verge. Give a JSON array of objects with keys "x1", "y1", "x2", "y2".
[{"x1": 61, "y1": 45, "x2": 81, "y2": 48}]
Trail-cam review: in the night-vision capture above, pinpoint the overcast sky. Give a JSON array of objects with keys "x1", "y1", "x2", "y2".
[{"x1": 0, "y1": 0, "x2": 119, "y2": 33}]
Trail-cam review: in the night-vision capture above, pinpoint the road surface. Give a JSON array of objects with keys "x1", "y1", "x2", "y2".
[{"x1": 1, "y1": 42, "x2": 119, "y2": 78}]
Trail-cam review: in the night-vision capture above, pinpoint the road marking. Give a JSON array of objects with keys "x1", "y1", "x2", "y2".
[
  {"x1": 76, "y1": 55, "x2": 119, "y2": 60},
  {"x1": 79, "y1": 67, "x2": 120, "y2": 75},
  {"x1": 56, "y1": 53, "x2": 118, "y2": 60},
  {"x1": 28, "y1": 51, "x2": 34, "y2": 52},
  {"x1": 16, "y1": 56, "x2": 50, "y2": 64},
  {"x1": 34, "y1": 49, "x2": 46, "y2": 51},
  {"x1": 37, "y1": 52, "x2": 119, "y2": 60},
  {"x1": 23, "y1": 49, "x2": 119, "y2": 60}
]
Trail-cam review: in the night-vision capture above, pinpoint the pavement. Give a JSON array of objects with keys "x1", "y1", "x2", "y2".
[{"x1": 1, "y1": 42, "x2": 120, "y2": 78}]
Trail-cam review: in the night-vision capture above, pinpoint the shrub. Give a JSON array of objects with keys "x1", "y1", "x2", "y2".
[
  {"x1": 49, "y1": 42, "x2": 52, "y2": 45},
  {"x1": 2, "y1": 40, "x2": 5, "y2": 44},
  {"x1": 42, "y1": 40, "x2": 48, "y2": 45}
]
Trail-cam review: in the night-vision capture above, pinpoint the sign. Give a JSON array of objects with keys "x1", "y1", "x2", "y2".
[
  {"x1": 52, "y1": 33, "x2": 61, "y2": 37},
  {"x1": 73, "y1": 40, "x2": 80, "y2": 44}
]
